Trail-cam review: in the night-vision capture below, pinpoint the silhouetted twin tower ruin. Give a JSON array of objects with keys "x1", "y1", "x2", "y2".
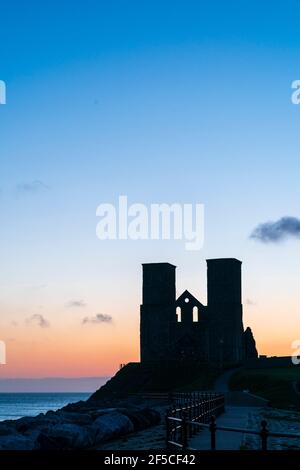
[{"x1": 140, "y1": 258, "x2": 257, "y2": 366}]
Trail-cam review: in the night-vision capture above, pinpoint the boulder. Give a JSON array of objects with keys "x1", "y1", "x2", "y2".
[
  {"x1": 88, "y1": 408, "x2": 119, "y2": 420},
  {"x1": 0, "y1": 434, "x2": 36, "y2": 450},
  {"x1": 37, "y1": 423, "x2": 94, "y2": 450},
  {"x1": 0, "y1": 424, "x2": 16, "y2": 436},
  {"x1": 91, "y1": 412, "x2": 134, "y2": 444},
  {"x1": 0, "y1": 400, "x2": 161, "y2": 449},
  {"x1": 56, "y1": 411, "x2": 93, "y2": 425},
  {"x1": 61, "y1": 400, "x2": 90, "y2": 412},
  {"x1": 121, "y1": 407, "x2": 160, "y2": 430},
  {"x1": 15, "y1": 413, "x2": 62, "y2": 432}
]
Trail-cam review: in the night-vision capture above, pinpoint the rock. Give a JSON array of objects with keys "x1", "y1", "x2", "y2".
[
  {"x1": 15, "y1": 416, "x2": 42, "y2": 433},
  {"x1": 121, "y1": 407, "x2": 160, "y2": 430},
  {"x1": 15, "y1": 413, "x2": 62, "y2": 432},
  {"x1": 61, "y1": 400, "x2": 89, "y2": 412},
  {"x1": 88, "y1": 408, "x2": 119, "y2": 420},
  {"x1": 0, "y1": 434, "x2": 36, "y2": 450},
  {"x1": 0, "y1": 424, "x2": 16, "y2": 436},
  {"x1": 91, "y1": 412, "x2": 134, "y2": 444},
  {"x1": 0, "y1": 399, "x2": 161, "y2": 449},
  {"x1": 37, "y1": 423, "x2": 94, "y2": 450},
  {"x1": 56, "y1": 411, "x2": 93, "y2": 425}
]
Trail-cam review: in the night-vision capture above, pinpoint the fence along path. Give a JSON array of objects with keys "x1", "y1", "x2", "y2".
[
  {"x1": 165, "y1": 392, "x2": 300, "y2": 450},
  {"x1": 166, "y1": 392, "x2": 225, "y2": 449},
  {"x1": 188, "y1": 405, "x2": 254, "y2": 450}
]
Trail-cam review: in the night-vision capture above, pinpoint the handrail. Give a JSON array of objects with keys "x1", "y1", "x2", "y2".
[
  {"x1": 166, "y1": 407, "x2": 300, "y2": 450},
  {"x1": 165, "y1": 392, "x2": 226, "y2": 450}
]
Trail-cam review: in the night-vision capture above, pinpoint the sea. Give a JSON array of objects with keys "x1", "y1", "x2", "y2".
[{"x1": 0, "y1": 393, "x2": 91, "y2": 421}]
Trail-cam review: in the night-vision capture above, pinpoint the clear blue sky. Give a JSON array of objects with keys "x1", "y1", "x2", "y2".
[{"x1": 1, "y1": 0, "x2": 300, "y2": 377}]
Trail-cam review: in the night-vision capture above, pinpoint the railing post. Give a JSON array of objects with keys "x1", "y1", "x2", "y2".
[
  {"x1": 182, "y1": 410, "x2": 188, "y2": 451},
  {"x1": 165, "y1": 408, "x2": 170, "y2": 449},
  {"x1": 192, "y1": 399, "x2": 196, "y2": 435},
  {"x1": 177, "y1": 406, "x2": 180, "y2": 442},
  {"x1": 172, "y1": 407, "x2": 176, "y2": 442},
  {"x1": 200, "y1": 400, "x2": 203, "y2": 423},
  {"x1": 260, "y1": 420, "x2": 268, "y2": 451},
  {"x1": 209, "y1": 415, "x2": 216, "y2": 451},
  {"x1": 188, "y1": 402, "x2": 192, "y2": 437}
]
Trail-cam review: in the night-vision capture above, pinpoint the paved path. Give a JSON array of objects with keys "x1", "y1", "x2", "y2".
[
  {"x1": 213, "y1": 367, "x2": 242, "y2": 393},
  {"x1": 189, "y1": 406, "x2": 262, "y2": 450},
  {"x1": 214, "y1": 367, "x2": 269, "y2": 407}
]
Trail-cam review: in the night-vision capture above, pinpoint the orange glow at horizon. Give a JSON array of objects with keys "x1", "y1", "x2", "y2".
[
  {"x1": 0, "y1": 315, "x2": 140, "y2": 378},
  {"x1": 0, "y1": 297, "x2": 298, "y2": 378}
]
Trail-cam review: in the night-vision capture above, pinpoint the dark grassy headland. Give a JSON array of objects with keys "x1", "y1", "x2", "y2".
[
  {"x1": 90, "y1": 358, "x2": 300, "y2": 411},
  {"x1": 229, "y1": 363, "x2": 300, "y2": 410},
  {"x1": 89, "y1": 361, "x2": 220, "y2": 401}
]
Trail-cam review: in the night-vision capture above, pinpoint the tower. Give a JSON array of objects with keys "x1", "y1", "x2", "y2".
[
  {"x1": 140, "y1": 263, "x2": 176, "y2": 362},
  {"x1": 207, "y1": 258, "x2": 244, "y2": 365}
]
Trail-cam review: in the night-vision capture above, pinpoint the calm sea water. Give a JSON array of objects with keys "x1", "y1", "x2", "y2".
[{"x1": 0, "y1": 393, "x2": 91, "y2": 421}]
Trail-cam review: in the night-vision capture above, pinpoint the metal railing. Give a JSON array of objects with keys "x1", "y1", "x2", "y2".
[
  {"x1": 129, "y1": 391, "x2": 223, "y2": 403},
  {"x1": 166, "y1": 392, "x2": 225, "y2": 449},
  {"x1": 167, "y1": 409, "x2": 300, "y2": 451}
]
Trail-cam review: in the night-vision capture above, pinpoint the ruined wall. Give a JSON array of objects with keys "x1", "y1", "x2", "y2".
[
  {"x1": 140, "y1": 259, "x2": 252, "y2": 366},
  {"x1": 207, "y1": 258, "x2": 244, "y2": 364},
  {"x1": 140, "y1": 263, "x2": 176, "y2": 362}
]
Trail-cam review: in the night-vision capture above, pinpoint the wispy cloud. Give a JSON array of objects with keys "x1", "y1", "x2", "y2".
[
  {"x1": 26, "y1": 314, "x2": 50, "y2": 328},
  {"x1": 245, "y1": 298, "x2": 256, "y2": 306},
  {"x1": 250, "y1": 216, "x2": 300, "y2": 243},
  {"x1": 82, "y1": 314, "x2": 112, "y2": 325},
  {"x1": 16, "y1": 180, "x2": 50, "y2": 194},
  {"x1": 66, "y1": 299, "x2": 87, "y2": 308}
]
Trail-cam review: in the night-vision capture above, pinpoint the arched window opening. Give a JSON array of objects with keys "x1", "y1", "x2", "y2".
[
  {"x1": 193, "y1": 306, "x2": 198, "y2": 322},
  {"x1": 176, "y1": 306, "x2": 182, "y2": 323}
]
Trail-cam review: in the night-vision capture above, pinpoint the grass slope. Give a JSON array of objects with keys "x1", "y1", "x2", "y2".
[
  {"x1": 229, "y1": 366, "x2": 300, "y2": 410},
  {"x1": 90, "y1": 362, "x2": 219, "y2": 400}
]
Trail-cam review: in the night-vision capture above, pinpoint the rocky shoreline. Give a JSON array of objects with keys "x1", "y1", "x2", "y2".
[{"x1": 0, "y1": 397, "x2": 161, "y2": 450}]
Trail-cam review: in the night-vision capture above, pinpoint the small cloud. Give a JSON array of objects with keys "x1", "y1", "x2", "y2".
[
  {"x1": 66, "y1": 299, "x2": 86, "y2": 308},
  {"x1": 11, "y1": 320, "x2": 18, "y2": 327},
  {"x1": 16, "y1": 180, "x2": 50, "y2": 194},
  {"x1": 245, "y1": 299, "x2": 256, "y2": 306},
  {"x1": 250, "y1": 216, "x2": 300, "y2": 243},
  {"x1": 82, "y1": 313, "x2": 112, "y2": 325},
  {"x1": 26, "y1": 314, "x2": 50, "y2": 328}
]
